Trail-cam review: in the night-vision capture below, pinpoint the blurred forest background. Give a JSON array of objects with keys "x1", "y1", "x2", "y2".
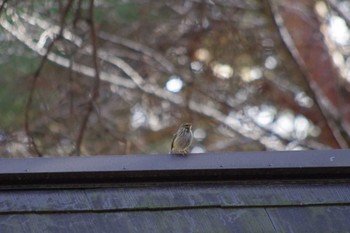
[{"x1": 0, "y1": 0, "x2": 350, "y2": 157}]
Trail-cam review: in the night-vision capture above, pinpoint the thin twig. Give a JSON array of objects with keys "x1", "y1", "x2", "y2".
[
  {"x1": 68, "y1": 58, "x2": 75, "y2": 115},
  {"x1": 75, "y1": 0, "x2": 100, "y2": 155},
  {"x1": 25, "y1": 42, "x2": 56, "y2": 157},
  {"x1": 73, "y1": 0, "x2": 83, "y2": 28},
  {"x1": 24, "y1": 0, "x2": 74, "y2": 157}
]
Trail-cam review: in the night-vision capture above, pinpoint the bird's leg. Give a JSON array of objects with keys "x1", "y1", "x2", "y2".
[{"x1": 180, "y1": 149, "x2": 188, "y2": 156}]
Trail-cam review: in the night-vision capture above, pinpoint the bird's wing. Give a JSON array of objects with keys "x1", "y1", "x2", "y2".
[{"x1": 170, "y1": 133, "x2": 177, "y2": 152}]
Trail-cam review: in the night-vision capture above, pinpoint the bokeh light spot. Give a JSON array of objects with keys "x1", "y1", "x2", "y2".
[
  {"x1": 193, "y1": 128, "x2": 206, "y2": 141},
  {"x1": 265, "y1": 56, "x2": 278, "y2": 70},
  {"x1": 212, "y1": 63, "x2": 234, "y2": 79},
  {"x1": 166, "y1": 76, "x2": 183, "y2": 93}
]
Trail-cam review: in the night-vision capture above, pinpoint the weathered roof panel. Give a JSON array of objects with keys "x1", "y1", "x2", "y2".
[
  {"x1": 1, "y1": 180, "x2": 350, "y2": 213},
  {"x1": 0, "y1": 208, "x2": 277, "y2": 233},
  {"x1": 267, "y1": 206, "x2": 350, "y2": 233},
  {"x1": 0, "y1": 150, "x2": 350, "y2": 232}
]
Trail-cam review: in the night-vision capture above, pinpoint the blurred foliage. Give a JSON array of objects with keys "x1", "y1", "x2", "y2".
[
  {"x1": 0, "y1": 0, "x2": 349, "y2": 157},
  {"x1": 0, "y1": 45, "x2": 39, "y2": 131},
  {"x1": 115, "y1": 2, "x2": 140, "y2": 22}
]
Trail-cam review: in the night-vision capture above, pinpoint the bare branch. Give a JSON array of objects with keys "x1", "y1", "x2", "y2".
[
  {"x1": 22, "y1": 0, "x2": 74, "y2": 156},
  {"x1": 0, "y1": 4, "x2": 315, "y2": 151},
  {"x1": 99, "y1": 32, "x2": 175, "y2": 74},
  {"x1": 264, "y1": 0, "x2": 348, "y2": 148},
  {"x1": 75, "y1": 0, "x2": 101, "y2": 156},
  {"x1": 73, "y1": 0, "x2": 83, "y2": 28}
]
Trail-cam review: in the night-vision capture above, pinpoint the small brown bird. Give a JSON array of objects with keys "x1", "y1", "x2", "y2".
[{"x1": 170, "y1": 123, "x2": 193, "y2": 155}]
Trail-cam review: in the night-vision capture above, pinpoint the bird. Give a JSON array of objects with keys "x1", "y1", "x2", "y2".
[{"x1": 170, "y1": 123, "x2": 193, "y2": 155}]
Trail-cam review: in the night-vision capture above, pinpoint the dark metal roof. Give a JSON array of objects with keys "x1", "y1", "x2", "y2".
[{"x1": 0, "y1": 150, "x2": 350, "y2": 232}]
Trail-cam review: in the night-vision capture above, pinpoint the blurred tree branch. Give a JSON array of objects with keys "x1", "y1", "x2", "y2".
[
  {"x1": 266, "y1": 0, "x2": 350, "y2": 148},
  {"x1": 75, "y1": 0, "x2": 100, "y2": 155},
  {"x1": 0, "y1": 8, "x2": 290, "y2": 151},
  {"x1": 24, "y1": 0, "x2": 74, "y2": 156},
  {"x1": 328, "y1": 0, "x2": 350, "y2": 27},
  {"x1": 1, "y1": 0, "x2": 349, "y2": 156}
]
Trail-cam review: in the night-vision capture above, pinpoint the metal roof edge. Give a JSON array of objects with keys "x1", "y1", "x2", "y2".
[{"x1": 0, "y1": 149, "x2": 349, "y2": 185}]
